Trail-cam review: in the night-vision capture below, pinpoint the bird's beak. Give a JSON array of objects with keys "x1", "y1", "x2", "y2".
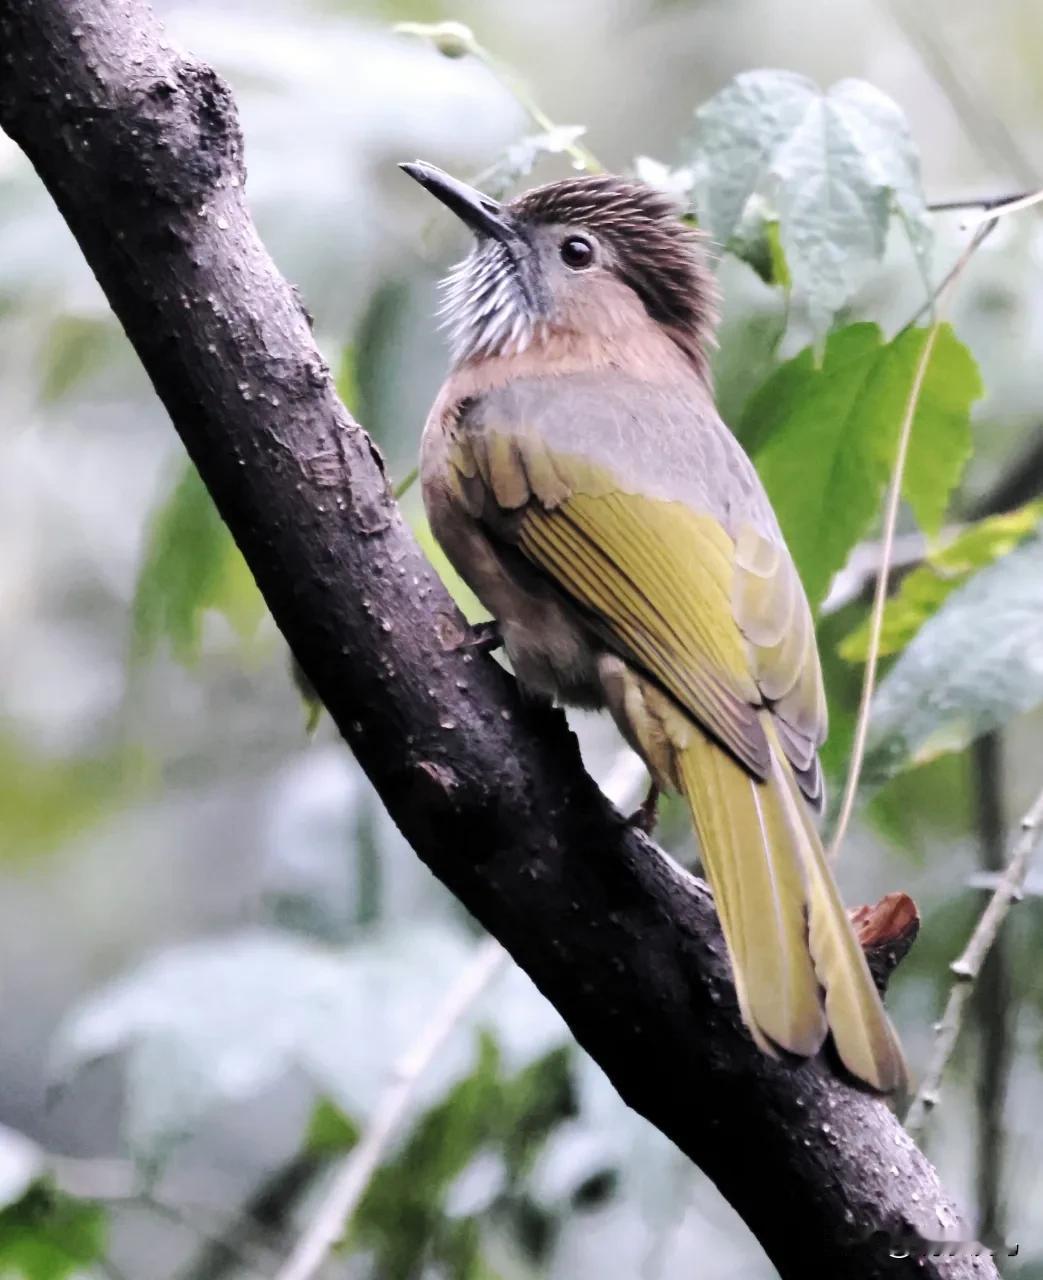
[{"x1": 399, "y1": 160, "x2": 515, "y2": 243}]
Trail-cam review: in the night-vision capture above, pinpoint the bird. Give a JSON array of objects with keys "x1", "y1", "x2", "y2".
[{"x1": 401, "y1": 159, "x2": 907, "y2": 1094}]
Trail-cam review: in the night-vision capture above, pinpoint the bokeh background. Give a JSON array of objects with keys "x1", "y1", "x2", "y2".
[{"x1": 2, "y1": 0, "x2": 1043, "y2": 1276}]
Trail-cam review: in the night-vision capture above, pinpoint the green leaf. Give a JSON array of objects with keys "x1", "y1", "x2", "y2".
[
  {"x1": 746, "y1": 322, "x2": 981, "y2": 613},
  {"x1": 354, "y1": 1043, "x2": 502, "y2": 1278},
  {"x1": 747, "y1": 324, "x2": 889, "y2": 612},
  {"x1": 863, "y1": 751, "x2": 973, "y2": 857},
  {"x1": 354, "y1": 1039, "x2": 570, "y2": 1278},
  {"x1": 51, "y1": 928, "x2": 473, "y2": 1170},
  {"x1": 131, "y1": 458, "x2": 265, "y2": 665},
  {"x1": 686, "y1": 70, "x2": 932, "y2": 333},
  {"x1": 728, "y1": 196, "x2": 790, "y2": 288},
  {"x1": 360, "y1": 1034, "x2": 501, "y2": 1221},
  {"x1": 349, "y1": 279, "x2": 411, "y2": 445},
  {"x1": 305, "y1": 1098, "x2": 360, "y2": 1157},
  {"x1": 496, "y1": 1046, "x2": 573, "y2": 1181},
  {"x1": 839, "y1": 503, "x2": 1043, "y2": 661},
  {"x1": 0, "y1": 1184, "x2": 106, "y2": 1280},
  {"x1": 814, "y1": 603, "x2": 865, "y2": 782},
  {"x1": 863, "y1": 535, "x2": 1043, "y2": 786},
  {"x1": 51, "y1": 927, "x2": 565, "y2": 1172}
]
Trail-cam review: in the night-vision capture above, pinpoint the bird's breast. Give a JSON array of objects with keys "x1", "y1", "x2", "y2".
[{"x1": 420, "y1": 396, "x2": 605, "y2": 708}]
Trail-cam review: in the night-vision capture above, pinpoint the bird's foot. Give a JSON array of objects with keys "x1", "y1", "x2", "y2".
[
  {"x1": 628, "y1": 781, "x2": 661, "y2": 835},
  {"x1": 449, "y1": 620, "x2": 503, "y2": 655}
]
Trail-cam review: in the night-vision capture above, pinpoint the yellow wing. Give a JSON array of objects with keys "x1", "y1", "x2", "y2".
[
  {"x1": 519, "y1": 490, "x2": 771, "y2": 776},
  {"x1": 454, "y1": 424, "x2": 825, "y2": 794}
]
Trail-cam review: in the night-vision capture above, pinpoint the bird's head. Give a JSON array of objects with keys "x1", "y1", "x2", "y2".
[{"x1": 401, "y1": 161, "x2": 717, "y2": 378}]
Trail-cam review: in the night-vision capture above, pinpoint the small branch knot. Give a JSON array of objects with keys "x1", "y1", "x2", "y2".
[{"x1": 850, "y1": 891, "x2": 920, "y2": 994}]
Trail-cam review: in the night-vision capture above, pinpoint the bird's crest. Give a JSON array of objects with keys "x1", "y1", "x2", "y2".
[{"x1": 512, "y1": 175, "x2": 718, "y2": 372}]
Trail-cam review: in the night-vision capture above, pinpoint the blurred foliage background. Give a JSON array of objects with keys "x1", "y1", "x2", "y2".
[{"x1": 2, "y1": 0, "x2": 1043, "y2": 1276}]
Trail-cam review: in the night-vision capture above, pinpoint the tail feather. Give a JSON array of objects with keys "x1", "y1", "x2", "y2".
[
  {"x1": 677, "y1": 715, "x2": 907, "y2": 1094},
  {"x1": 677, "y1": 726, "x2": 827, "y2": 1060}
]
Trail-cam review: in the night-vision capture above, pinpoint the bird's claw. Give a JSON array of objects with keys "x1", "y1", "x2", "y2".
[
  {"x1": 628, "y1": 781, "x2": 661, "y2": 835},
  {"x1": 449, "y1": 620, "x2": 503, "y2": 654}
]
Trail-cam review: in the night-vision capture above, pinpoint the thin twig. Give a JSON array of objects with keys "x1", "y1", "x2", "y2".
[
  {"x1": 927, "y1": 192, "x2": 1032, "y2": 213},
  {"x1": 905, "y1": 781, "x2": 1043, "y2": 1138},
  {"x1": 828, "y1": 224, "x2": 996, "y2": 860},
  {"x1": 826, "y1": 326, "x2": 939, "y2": 855},
  {"x1": 473, "y1": 45, "x2": 602, "y2": 173},
  {"x1": 905, "y1": 217, "x2": 999, "y2": 330},
  {"x1": 273, "y1": 753, "x2": 645, "y2": 1280},
  {"x1": 395, "y1": 21, "x2": 601, "y2": 174},
  {"x1": 392, "y1": 465, "x2": 419, "y2": 500},
  {"x1": 971, "y1": 733, "x2": 1010, "y2": 1244},
  {"x1": 964, "y1": 187, "x2": 1043, "y2": 228},
  {"x1": 273, "y1": 937, "x2": 508, "y2": 1280}
]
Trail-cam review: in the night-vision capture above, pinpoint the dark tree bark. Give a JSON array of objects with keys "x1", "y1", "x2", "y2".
[{"x1": 0, "y1": 4, "x2": 1001, "y2": 1277}]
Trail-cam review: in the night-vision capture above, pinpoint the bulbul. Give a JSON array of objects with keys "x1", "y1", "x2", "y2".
[{"x1": 402, "y1": 160, "x2": 907, "y2": 1094}]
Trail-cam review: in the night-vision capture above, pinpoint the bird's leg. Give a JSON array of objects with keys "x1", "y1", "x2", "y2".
[
  {"x1": 449, "y1": 619, "x2": 503, "y2": 654},
  {"x1": 628, "y1": 780, "x2": 661, "y2": 834}
]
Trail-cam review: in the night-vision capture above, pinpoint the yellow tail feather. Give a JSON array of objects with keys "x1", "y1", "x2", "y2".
[{"x1": 676, "y1": 716, "x2": 908, "y2": 1094}]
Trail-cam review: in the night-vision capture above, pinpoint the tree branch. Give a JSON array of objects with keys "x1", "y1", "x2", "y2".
[
  {"x1": 927, "y1": 192, "x2": 1033, "y2": 213},
  {"x1": 970, "y1": 734, "x2": 1011, "y2": 1246},
  {"x1": 905, "y1": 781, "x2": 1043, "y2": 1140},
  {"x1": 0, "y1": 4, "x2": 996, "y2": 1276},
  {"x1": 968, "y1": 429, "x2": 1043, "y2": 519}
]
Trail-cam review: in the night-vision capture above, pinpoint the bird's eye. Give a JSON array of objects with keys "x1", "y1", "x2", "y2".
[{"x1": 560, "y1": 235, "x2": 595, "y2": 270}]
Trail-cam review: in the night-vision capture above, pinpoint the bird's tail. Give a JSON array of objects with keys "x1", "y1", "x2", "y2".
[{"x1": 675, "y1": 714, "x2": 907, "y2": 1095}]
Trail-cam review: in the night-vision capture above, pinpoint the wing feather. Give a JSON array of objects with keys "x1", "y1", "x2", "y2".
[
  {"x1": 450, "y1": 381, "x2": 827, "y2": 795},
  {"x1": 518, "y1": 490, "x2": 771, "y2": 778}
]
